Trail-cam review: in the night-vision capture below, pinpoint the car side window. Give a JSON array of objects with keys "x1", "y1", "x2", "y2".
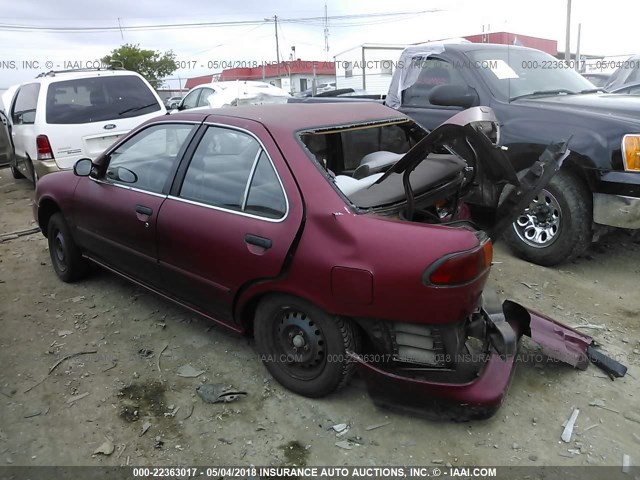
[
  {"x1": 196, "y1": 88, "x2": 214, "y2": 107},
  {"x1": 244, "y1": 151, "x2": 287, "y2": 219},
  {"x1": 11, "y1": 83, "x2": 40, "y2": 125},
  {"x1": 181, "y1": 90, "x2": 200, "y2": 109},
  {"x1": 105, "y1": 124, "x2": 195, "y2": 194},
  {"x1": 180, "y1": 126, "x2": 286, "y2": 219},
  {"x1": 402, "y1": 58, "x2": 466, "y2": 107}
]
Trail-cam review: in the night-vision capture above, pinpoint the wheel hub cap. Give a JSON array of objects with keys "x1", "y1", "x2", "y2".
[{"x1": 512, "y1": 189, "x2": 562, "y2": 248}]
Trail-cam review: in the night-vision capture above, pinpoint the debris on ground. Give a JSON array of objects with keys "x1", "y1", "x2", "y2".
[
  {"x1": 331, "y1": 423, "x2": 349, "y2": 435},
  {"x1": 67, "y1": 392, "x2": 89, "y2": 404},
  {"x1": 93, "y1": 439, "x2": 115, "y2": 456},
  {"x1": 623, "y1": 410, "x2": 640, "y2": 424},
  {"x1": 140, "y1": 421, "x2": 152, "y2": 437},
  {"x1": 196, "y1": 384, "x2": 246, "y2": 404},
  {"x1": 176, "y1": 364, "x2": 205, "y2": 378},
  {"x1": 57, "y1": 330, "x2": 73, "y2": 337},
  {"x1": 622, "y1": 454, "x2": 631, "y2": 473},
  {"x1": 335, "y1": 440, "x2": 353, "y2": 450},
  {"x1": 561, "y1": 408, "x2": 579, "y2": 443},
  {"x1": 138, "y1": 348, "x2": 154, "y2": 358},
  {"x1": 365, "y1": 421, "x2": 390, "y2": 431},
  {"x1": 49, "y1": 350, "x2": 97, "y2": 375},
  {"x1": 589, "y1": 399, "x2": 606, "y2": 407}
]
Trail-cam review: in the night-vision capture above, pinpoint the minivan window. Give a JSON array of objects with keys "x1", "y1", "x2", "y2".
[
  {"x1": 12, "y1": 83, "x2": 40, "y2": 125},
  {"x1": 46, "y1": 75, "x2": 161, "y2": 124}
]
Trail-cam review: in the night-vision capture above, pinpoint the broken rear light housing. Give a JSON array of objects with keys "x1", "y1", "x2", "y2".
[{"x1": 423, "y1": 237, "x2": 493, "y2": 286}]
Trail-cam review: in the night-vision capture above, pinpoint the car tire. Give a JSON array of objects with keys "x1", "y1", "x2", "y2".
[
  {"x1": 29, "y1": 159, "x2": 39, "y2": 186},
  {"x1": 254, "y1": 294, "x2": 360, "y2": 398},
  {"x1": 500, "y1": 169, "x2": 592, "y2": 266},
  {"x1": 47, "y1": 213, "x2": 89, "y2": 282},
  {"x1": 10, "y1": 162, "x2": 24, "y2": 179}
]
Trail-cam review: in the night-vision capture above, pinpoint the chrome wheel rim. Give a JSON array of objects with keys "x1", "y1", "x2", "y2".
[{"x1": 512, "y1": 189, "x2": 562, "y2": 248}]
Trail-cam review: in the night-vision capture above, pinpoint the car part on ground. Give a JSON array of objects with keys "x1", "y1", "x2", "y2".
[{"x1": 34, "y1": 103, "x2": 627, "y2": 421}]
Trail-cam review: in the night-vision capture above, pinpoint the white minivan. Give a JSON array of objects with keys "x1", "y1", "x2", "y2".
[{"x1": 9, "y1": 69, "x2": 166, "y2": 183}]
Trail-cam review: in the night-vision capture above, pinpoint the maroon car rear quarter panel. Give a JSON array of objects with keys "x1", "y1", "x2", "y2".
[{"x1": 331, "y1": 266, "x2": 374, "y2": 305}]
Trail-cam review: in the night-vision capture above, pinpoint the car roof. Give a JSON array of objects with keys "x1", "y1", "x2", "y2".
[
  {"x1": 26, "y1": 69, "x2": 146, "y2": 85},
  {"x1": 190, "y1": 103, "x2": 407, "y2": 133}
]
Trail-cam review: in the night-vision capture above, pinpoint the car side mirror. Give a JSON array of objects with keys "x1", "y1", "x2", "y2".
[
  {"x1": 73, "y1": 158, "x2": 93, "y2": 177},
  {"x1": 429, "y1": 84, "x2": 479, "y2": 109},
  {"x1": 106, "y1": 166, "x2": 138, "y2": 184}
]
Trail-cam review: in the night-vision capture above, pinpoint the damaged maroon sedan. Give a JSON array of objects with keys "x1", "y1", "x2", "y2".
[{"x1": 33, "y1": 103, "x2": 625, "y2": 419}]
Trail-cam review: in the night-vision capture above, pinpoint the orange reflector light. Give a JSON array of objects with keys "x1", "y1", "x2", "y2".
[{"x1": 622, "y1": 135, "x2": 640, "y2": 171}]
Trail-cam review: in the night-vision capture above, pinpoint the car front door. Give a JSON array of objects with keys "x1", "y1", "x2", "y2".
[
  {"x1": 10, "y1": 83, "x2": 40, "y2": 179},
  {"x1": 73, "y1": 122, "x2": 197, "y2": 286},
  {"x1": 0, "y1": 111, "x2": 14, "y2": 167},
  {"x1": 156, "y1": 122, "x2": 303, "y2": 325}
]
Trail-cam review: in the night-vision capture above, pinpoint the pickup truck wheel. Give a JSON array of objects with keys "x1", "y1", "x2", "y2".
[
  {"x1": 254, "y1": 295, "x2": 360, "y2": 398},
  {"x1": 501, "y1": 170, "x2": 591, "y2": 266},
  {"x1": 47, "y1": 213, "x2": 89, "y2": 282}
]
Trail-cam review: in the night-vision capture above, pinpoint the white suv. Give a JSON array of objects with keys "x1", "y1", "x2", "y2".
[{"x1": 9, "y1": 68, "x2": 166, "y2": 183}]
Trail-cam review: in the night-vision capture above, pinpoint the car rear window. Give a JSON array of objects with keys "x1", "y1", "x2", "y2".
[{"x1": 46, "y1": 75, "x2": 161, "y2": 124}]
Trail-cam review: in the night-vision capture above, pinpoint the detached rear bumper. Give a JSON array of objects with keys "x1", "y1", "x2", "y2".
[{"x1": 350, "y1": 299, "x2": 625, "y2": 420}]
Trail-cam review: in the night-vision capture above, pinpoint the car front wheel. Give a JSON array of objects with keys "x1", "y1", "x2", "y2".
[
  {"x1": 501, "y1": 170, "x2": 592, "y2": 266},
  {"x1": 47, "y1": 213, "x2": 89, "y2": 282},
  {"x1": 254, "y1": 295, "x2": 360, "y2": 398}
]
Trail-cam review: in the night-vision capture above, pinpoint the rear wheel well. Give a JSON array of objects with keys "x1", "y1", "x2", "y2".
[{"x1": 38, "y1": 199, "x2": 61, "y2": 238}]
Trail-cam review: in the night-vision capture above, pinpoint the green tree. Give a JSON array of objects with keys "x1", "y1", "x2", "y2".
[{"x1": 102, "y1": 44, "x2": 177, "y2": 89}]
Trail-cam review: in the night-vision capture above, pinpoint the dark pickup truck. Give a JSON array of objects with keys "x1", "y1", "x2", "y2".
[{"x1": 292, "y1": 42, "x2": 640, "y2": 266}]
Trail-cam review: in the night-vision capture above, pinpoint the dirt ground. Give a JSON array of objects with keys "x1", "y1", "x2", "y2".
[{"x1": 0, "y1": 166, "x2": 639, "y2": 471}]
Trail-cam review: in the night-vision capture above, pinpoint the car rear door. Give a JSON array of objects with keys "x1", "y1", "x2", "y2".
[
  {"x1": 73, "y1": 122, "x2": 198, "y2": 286},
  {"x1": 155, "y1": 120, "x2": 303, "y2": 325}
]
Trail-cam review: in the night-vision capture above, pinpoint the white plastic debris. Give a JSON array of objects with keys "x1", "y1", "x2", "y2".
[
  {"x1": 561, "y1": 408, "x2": 579, "y2": 443},
  {"x1": 622, "y1": 454, "x2": 631, "y2": 474}
]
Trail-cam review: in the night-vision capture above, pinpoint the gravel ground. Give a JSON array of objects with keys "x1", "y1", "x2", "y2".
[{"x1": 0, "y1": 167, "x2": 639, "y2": 471}]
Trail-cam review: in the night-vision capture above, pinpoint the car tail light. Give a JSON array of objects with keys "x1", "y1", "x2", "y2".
[
  {"x1": 424, "y1": 238, "x2": 493, "y2": 286},
  {"x1": 36, "y1": 135, "x2": 54, "y2": 161}
]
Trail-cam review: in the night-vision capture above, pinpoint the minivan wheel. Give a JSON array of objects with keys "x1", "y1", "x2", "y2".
[
  {"x1": 501, "y1": 170, "x2": 592, "y2": 266},
  {"x1": 254, "y1": 295, "x2": 360, "y2": 398},
  {"x1": 47, "y1": 213, "x2": 89, "y2": 282},
  {"x1": 10, "y1": 162, "x2": 24, "y2": 179}
]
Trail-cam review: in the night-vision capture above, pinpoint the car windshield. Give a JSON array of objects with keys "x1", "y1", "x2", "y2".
[
  {"x1": 46, "y1": 75, "x2": 161, "y2": 124},
  {"x1": 465, "y1": 48, "x2": 595, "y2": 101}
]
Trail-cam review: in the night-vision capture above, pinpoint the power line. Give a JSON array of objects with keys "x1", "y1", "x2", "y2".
[{"x1": 0, "y1": 10, "x2": 442, "y2": 33}]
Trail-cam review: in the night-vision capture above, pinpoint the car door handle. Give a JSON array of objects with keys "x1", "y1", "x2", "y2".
[
  {"x1": 245, "y1": 234, "x2": 272, "y2": 249},
  {"x1": 135, "y1": 205, "x2": 153, "y2": 216}
]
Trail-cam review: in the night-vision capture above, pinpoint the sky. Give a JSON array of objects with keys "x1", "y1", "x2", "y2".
[{"x1": 1, "y1": 0, "x2": 638, "y2": 90}]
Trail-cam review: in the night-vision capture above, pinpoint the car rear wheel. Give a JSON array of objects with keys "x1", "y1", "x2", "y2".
[
  {"x1": 47, "y1": 213, "x2": 89, "y2": 282},
  {"x1": 501, "y1": 170, "x2": 591, "y2": 266},
  {"x1": 254, "y1": 295, "x2": 360, "y2": 398}
]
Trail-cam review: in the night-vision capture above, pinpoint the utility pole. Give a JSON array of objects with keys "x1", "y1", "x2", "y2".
[
  {"x1": 575, "y1": 23, "x2": 582, "y2": 71},
  {"x1": 564, "y1": 0, "x2": 572, "y2": 64},
  {"x1": 274, "y1": 15, "x2": 281, "y2": 84},
  {"x1": 324, "y1": 2, "x2": 330, "y2": 61}
]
